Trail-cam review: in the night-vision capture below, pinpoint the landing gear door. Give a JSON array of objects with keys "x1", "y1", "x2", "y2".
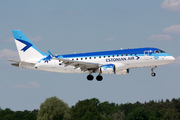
[{"x1": 144, "y1": 51, "x2": 149, "y2": 60}]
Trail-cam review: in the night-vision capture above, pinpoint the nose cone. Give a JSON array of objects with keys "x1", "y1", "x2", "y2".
[{"x1": 167, "y1": 56, "x2": 175, "y2": 63}]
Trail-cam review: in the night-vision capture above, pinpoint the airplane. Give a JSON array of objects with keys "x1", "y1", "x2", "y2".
[{"x1": 9, "y1": 30, "x2": 175, "y2": 81}]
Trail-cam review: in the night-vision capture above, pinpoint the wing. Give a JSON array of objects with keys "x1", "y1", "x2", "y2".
[{"x1": 54, "y1": 57, "x2": 100, "y2": 72}]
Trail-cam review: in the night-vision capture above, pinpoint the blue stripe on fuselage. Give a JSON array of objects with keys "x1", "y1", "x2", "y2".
[{"x1": 56, "y1": 47, "x2": 170, "y2": 59}]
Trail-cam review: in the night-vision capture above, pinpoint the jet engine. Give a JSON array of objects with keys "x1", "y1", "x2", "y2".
[
  {"x1": 100, "y1": 63, "x2": 129, "y2": 75},
  {"x1": 100, "y1": 64, "x2": 115, "y2": 74},
  {"x1": 115, "y1": 69, "x2": 129, "y2": 75}
]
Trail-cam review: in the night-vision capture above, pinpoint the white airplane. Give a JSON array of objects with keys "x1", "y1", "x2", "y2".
[{"x1": 9, "y1": 30, "x2": 175, "y2": 81}]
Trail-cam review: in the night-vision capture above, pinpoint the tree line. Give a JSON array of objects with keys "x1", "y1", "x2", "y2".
[{"x1": 1, "y1": 97, "x2": 180, "y2": 120}]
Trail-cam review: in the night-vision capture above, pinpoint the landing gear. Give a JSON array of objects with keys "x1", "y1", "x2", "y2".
[
  {"x1": 87, "y1": 74, "x2": 94, "y2": 81},
  {"x1": 87, "y1": 74, "x2": 103, "y2": 81},
  {"x1": 151, "y1": 72, "x2": 156, "y2": 77},
  {"x1": 96, "y1": 75, "x2": 103, "y2": 81},
  {"x1": 151, "y1": 67, "x2": 157, "y2": 77}
]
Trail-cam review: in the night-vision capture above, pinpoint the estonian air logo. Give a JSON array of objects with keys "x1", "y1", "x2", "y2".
[
  {"x1": 16, "y1": 39, "x2": 32, "y2": 52},
  {"x1": 106, "y1": 56, "x2": 140, "y2": 62}
]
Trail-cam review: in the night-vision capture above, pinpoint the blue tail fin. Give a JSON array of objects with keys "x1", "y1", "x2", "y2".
[{"x1": 12, "y1": 30, "x2": 47, "y2": 61}]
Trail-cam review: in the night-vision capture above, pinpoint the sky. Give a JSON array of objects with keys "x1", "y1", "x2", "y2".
[{"x1": 0, "y1": 0, "x2": 180, "y2": 111}]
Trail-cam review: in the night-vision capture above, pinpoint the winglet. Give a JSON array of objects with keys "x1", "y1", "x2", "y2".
[{"x1": 47, "y1": 50, "x2": 54, "y2": 57}]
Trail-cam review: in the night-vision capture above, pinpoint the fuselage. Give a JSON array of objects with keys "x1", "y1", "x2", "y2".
[{"x1": 22, "y1": 47, "x2": 175, "y2": 74}]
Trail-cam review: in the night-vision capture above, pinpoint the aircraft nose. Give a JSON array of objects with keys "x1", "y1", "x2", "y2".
[{"x1": 167, "y1": 56, "x2": 175, "y2": 62}]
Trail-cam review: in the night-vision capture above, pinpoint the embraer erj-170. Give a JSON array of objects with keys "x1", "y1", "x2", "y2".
[{"x1": 9, "y1": 30, "x2": 175, "y2": 81}]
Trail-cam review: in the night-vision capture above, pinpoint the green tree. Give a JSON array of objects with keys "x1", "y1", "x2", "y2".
[
  {"x1": 98, "y1": 101, "x2": 126, "y2": 120},
  {"x1": 119, "y1": 102, "x2": 139, "y2": 116},
  {"x1": 161, "y1": 109, "x2": 180, "y2": 120},
  {"x1": 71, "y1": 98, "x2": 102, "y2": 120},
  {"x1": 149, "y1": 109, "x2": 162, "y2": 120},
  {"x1": 3, "y1": 114, "x2": 14, "y2": 120},
  {"x1": 109, "y1": 110, "x2": 125, "y2": 120},
  {"x1": 0, "y1": 107, "x2": 4, "y2": 119},
  {"x1": 126, "y1": 107, "x2": 150, "y2": 120},
  {"x1": 0, "y1": 108, "x2": 14, "y2": 120},
  {"x1": 37, "y1": 96, "x2": 71, "y2": 120},
  {"x1": 98, "y1": 101, "x2": 119, "y2": 116}
]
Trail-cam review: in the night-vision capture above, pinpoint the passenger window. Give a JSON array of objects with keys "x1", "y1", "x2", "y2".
[
  {"x1": 99, "y1": 56, "x2": 101, "y2": 58},
  {"x1": 81, "y1": 58, "x2": 83, "y2": 60},
  {"x1": 117, "y1": 55, "x2": 119, "y2": 57},
  {"x1": 89, "y1": 57, "x2": 91, "y2": 59},
  {"x1": 108, "y1": 56, "x2": 110, "y2": 58},
  {"x1": 112, "y1": 55, "x2": 114, "y2": 57},
  {"x1": 104, "y1": 56, "x2": 106, "y2": 58},
  {"x1": 130, "y1": 54, "x2": 132, "y2": 56},
  {"x1": 85, "y1": 58, "x2": 87, "y2": 60},
  {"x1": 126, "y1": 54, "x2": 128, "y2": 56},
  {"x1": 76, "y1": 58, "x2": 78, "y2": 60},
  {"x1": 121, "y1": 54, "x2": 123, "y2": 56},
  {"x1": 72, "y1": 59, "x2": 74, "y2": 61},
  {"x1": 94, "y1": 57, "x2": 96, "y2": 59},
  {"x1": 135, "y1": 53, "x2": 137, "y2": 55}
]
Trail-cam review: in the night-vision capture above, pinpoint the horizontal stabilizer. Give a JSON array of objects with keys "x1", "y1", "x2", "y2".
[{"x1": 8, "y1": 59, "x2": 36, "y2": 65}]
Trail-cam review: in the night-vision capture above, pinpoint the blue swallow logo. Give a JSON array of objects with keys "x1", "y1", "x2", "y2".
[
  {"x1": 102, "y1": 66, "x2": 108, "y2": 70},
  {"x1": 42, "y1": 55, "x2": 52, "y2": 63},
  {"x1": 38, "y1": 55, "x2": 52, "y2": 63},
  {"x1": 16, "y1": 39, "x2": 32, "y2": 52}
]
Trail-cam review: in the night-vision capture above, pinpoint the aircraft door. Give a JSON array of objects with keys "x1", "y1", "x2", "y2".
[{"x1": 144, "y1": 51, "x2": 149, "y2": 60}]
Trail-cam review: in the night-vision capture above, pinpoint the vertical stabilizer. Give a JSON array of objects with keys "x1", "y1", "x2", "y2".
[{"x1": 12, "y1": 30, "x2": 47, "y2": 61}]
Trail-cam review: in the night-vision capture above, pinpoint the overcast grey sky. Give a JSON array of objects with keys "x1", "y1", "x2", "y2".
[{"x1": 1, "y1": 0, "x2": 180, "y2": 111}]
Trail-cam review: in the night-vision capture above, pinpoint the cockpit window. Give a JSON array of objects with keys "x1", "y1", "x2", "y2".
[
  {"x1": 154, "y1": 50, "x2": 160, "y2": 54},
  {"x1": 159, "y1": 50, "x2": 165, "y2": 53}
]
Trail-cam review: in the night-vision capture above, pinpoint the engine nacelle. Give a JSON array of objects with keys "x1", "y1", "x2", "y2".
[
  {"x1": 115, "y1": 69, "x2": 129, "y2": 75},
  {"x1": 113, "y1": 63, "x2": 129, "y2": 75},
  {"x1": 100, "y1": 64, "x2": 115, "y2": 74},
  {"x1": 100, "y1": 63, "x2": 129, "y2": 75}
]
